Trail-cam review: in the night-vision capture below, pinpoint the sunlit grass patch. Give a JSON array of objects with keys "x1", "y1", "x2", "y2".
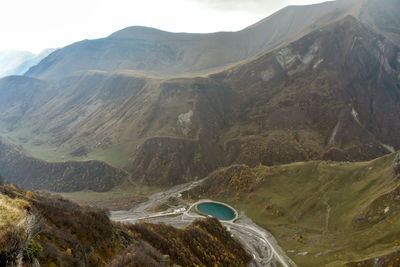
[{"x1": 0, "y1": 193, "x2": 29, "y2": 229}]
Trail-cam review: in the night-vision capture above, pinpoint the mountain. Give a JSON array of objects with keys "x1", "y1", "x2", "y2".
[
  {"x1": 0, "y1": 183, "x2": 250, "y2": 266},
  {"x1": 183, "y1": 152, "x2": 400, "y2": 266},
  {"x1": 1, "y1": 1, "x2": 400, "y2": 266},
  {"x1": 26, "y1": 0, "x2": 380, "y2": 80},
  {"x1": 126, "y1": 13, "x2": 400, "y2": 186},
  {"x1": 0, "y1": 0, "x2": 398, "y2": 189},
  {"x1": 3, "y1": 11, "x2": 400, "y2": 187},
  {"x1": 0, "y1": 49, "x2": 55, "y2": 78}
]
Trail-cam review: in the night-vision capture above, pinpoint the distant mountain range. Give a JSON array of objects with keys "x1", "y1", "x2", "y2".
[
  {"x1": 0, "y1": 49, "x2": 56, "y2": 78},
  {"x1": 25, "y1": 0, "x2": 400, "y2": 80}
]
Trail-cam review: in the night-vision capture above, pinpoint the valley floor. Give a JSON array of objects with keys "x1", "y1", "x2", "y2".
[{"x1": 110, "y1": 179, "x2": 296, "y2": 267}]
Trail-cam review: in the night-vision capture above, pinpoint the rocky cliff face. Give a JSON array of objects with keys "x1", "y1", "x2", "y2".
[{"x1": 212, "y1": 16, "x2": 400, "y2": 164}]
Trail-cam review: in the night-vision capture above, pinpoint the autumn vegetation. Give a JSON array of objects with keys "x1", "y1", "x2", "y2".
[
  {"x1": 125, "y1": 218, "x2": 251, "y2": 267},
  {"x1": 0, "y1": 182, "x2": 251, "y2": 266}
]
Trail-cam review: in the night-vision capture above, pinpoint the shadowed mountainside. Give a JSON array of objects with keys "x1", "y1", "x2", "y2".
[{"x1": 0, "y1": 141, "x2": 127, "y2": 192}]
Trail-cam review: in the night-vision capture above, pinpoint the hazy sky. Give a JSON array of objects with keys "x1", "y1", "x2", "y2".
[{"x1": 0, "y1": 0, "x2": 329, "y2": 53}]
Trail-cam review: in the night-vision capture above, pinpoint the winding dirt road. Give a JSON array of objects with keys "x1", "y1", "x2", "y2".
[{"x1": 110, "y1": 180, "x2": 296, "y2": 267}]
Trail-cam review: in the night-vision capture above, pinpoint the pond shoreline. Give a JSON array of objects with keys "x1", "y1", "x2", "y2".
[{"x1": 192, "y1": 199, "x2": 238, "y2": 222}]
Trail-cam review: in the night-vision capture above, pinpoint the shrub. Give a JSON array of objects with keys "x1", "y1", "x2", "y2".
[
  {"x1": 23, "y1": 241, "x2": 43, "y2": 262},
  {"x1": 0, "y1": 227, "x2": 26, "y2": 266},
  {"x1": 107, "y1": 243, "x2": 168, "y2": 267}
]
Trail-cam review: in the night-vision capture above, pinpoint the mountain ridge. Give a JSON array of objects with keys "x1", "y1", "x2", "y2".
[
  {"x1": 2, "y1": 12, "x2": 400, "y2": 187},
  {"x1": 26, "y1": 0, "x2": 386, "y2": 80}
]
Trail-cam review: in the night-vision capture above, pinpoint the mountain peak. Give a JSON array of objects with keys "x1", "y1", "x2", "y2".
[{"x1": 108, "y1": 26, "x2": 172, "y2": 39}]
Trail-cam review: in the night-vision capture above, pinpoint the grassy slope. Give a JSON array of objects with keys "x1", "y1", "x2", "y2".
[
  {"x1": 0, "y1": 141, "x2": 128, "y2": 192},
  {"x1": 0, "y1": 191, "x2": 29, "y2": 229},
  {"x1": 0, "y1": 120, "x2": 132, "y2": 168},
  {"x1": 184, "y1": 153, "x2": 400, "y2": 266}
]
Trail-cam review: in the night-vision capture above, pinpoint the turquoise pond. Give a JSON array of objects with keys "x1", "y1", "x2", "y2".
[{"x1": 196, "y1": 202, "x2": 236, "y2": 221}]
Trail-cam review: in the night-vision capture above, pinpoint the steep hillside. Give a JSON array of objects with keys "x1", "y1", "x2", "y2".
[
  {"x1": 0, "y1": 183, "x2": 250, "y2": 266},
  {"x1": 0, "y1": 141, "x2": 127, "y2": 192},
  {"x1": 213, "y1": 15, "x2": 400, "y2": 164},
  {"x1": 183, "y1": 152, "x2": 400, "y2": 266},
  {"x1": 1, "y1": 13, "x2": 400, "y2": 187},
  {"x1": 130, "y1": 15, "x2": 400, "y2": 185},
  {"x1": 0, "y1": 76, "x2": 48, "y2": 127},
  {"x1": 0, "y1": 72, "x2": 232, "y2": 185},
  {"x1": 25, "y1": 0, "x2": 369, "y2": 80}
]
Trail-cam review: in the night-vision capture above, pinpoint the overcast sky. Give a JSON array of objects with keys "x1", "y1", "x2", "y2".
[{"x1": 0, "y1": 0, "x2": 330, "y2": 53}]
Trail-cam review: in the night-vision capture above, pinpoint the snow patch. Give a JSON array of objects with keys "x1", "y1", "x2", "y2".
[
  {"x1": 313, "y1": 59, "x2": 324, "y2": 69},
  {"x1": 350, "y1": 37, "x2": 359, "y2": 52},
  {"x1": 277, "y1": 42, "x2": 321, "y2": 75},
  {"x1": 260, "y1": 67, "x2": 275, "y2": 82},
  {"x1": 381, "y1": 143, "x2": 395, "y2": 153},
  {"x1": 351, "y1": 108, "x2": 361, "y2": 125},
  {"x1": 177, "y1": 110, "x2": 193, "y2": 135},
  {"x1": 276, "y1": 48, "x2": 299, "y2": 70},
  {"x1": 302, "y1": 42, "x2": 320, "y2": 65},
  {"x1": 384, "y1": 206, "x2": 390, "y2": 214},
  {"x1": 328, "y1": 119, "x2": 340, "y2": 146}
]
